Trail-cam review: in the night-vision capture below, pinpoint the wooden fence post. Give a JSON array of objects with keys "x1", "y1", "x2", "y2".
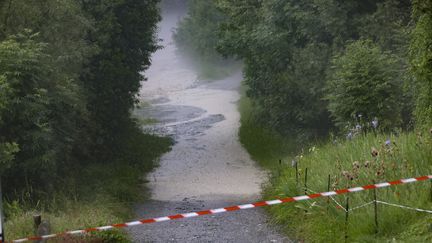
[
  {"x1": 33, "y1": 214, "x2": 50, "y2": 243},
  {"x1": 278, "y1": 159, "x2": 282, "y2": 177},
  {"x1": 304, "y1": 168, "x2": 308, "y2": 195},
  {"x1": 373, "y1": 180, "x2": 379, "y2": 234},
  {"x1": 430, "y1": 180, "x2": 432, "y2": 202},
  {"x1": 345, "y1": 196, "x2": 350, "y2": 243}
]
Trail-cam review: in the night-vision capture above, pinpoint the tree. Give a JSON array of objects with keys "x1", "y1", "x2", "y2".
[
  {"x1": 79, "y1": 0, "x2": 161, "y2": 161},
  {"x1": 326, "y1": 40, "x2": 403, "y2": 130},
  {"x1": 0, "y1": 75, "x2": 19, "y2": 173},
  {"x1": 174, "y1": 0, "x2": 225, "y2": 62},
  {"x1": 0, "y1": 0, "x2": 92, "y2": 194},
  {"x1": 410, "y1": 0, "x2": 432, "y2": 129}
]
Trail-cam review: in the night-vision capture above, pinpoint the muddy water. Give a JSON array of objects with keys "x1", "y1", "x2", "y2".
[{"x1": 129, "y1": 4, "x2": 289, "y2": 243}]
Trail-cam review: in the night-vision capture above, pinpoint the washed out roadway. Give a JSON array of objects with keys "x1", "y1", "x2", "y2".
[{"x1": 128, "y1": 3, "x2": 289, "y2": 243}]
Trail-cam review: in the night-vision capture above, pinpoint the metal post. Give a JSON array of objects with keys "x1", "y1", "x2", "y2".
[{"x1": 0, "y1": 177, "x2": 5, "y2": 242}]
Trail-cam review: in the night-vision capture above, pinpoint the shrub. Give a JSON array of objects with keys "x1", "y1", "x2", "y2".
[
  {"x1": 326, "y1": 40, "x2": 403, "y2": 131},
  {"x1": 410, "y1": 0, "x2": 432, "y2": 129}
]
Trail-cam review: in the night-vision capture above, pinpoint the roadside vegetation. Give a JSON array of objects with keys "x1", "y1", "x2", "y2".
[
  {"x1": 0, "y1": 0, "x2": 171, "y2": 241},
  {"x1": 240, "y1": 95, "x2": 432, "y2": 242},
  {"x1": 174, "y1": 0, "x2": 240, "y2": 80},
  {"x1": 179, "y1": 0, "x2": 432, "y2": 242}
]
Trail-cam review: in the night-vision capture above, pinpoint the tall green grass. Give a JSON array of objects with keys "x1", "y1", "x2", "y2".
[{"x1": 239, "y1": 94, "x2": 432, "y2": 242}]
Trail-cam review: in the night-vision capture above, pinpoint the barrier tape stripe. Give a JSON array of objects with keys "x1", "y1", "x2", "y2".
[
  {"x1": 7, "y1": 175, "x2": 432, "y2": 243},
  {"x1": 307, "y1": 188, "x2": 348, "y2": 212},
  {"x1": 348, "y1": 200, "x2": 375, "y2": 212},
  {"x1": 376, "y1": 200, "x2": 432, "y2": 214}
]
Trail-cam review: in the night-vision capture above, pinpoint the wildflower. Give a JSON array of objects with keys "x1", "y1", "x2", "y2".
[
  {"x1": 376, "y1": 167, "x2": 385, "y2": 177},
  {"x1": 342, "y1": 171, "x2": 354, "y2": 180},
  {"x1": 364, "y1": 160, "x2": 370, "y2": 168},
  {"x1": 355, "y1": 124, "x2": 362, "y2": 131},
  {"x1": 358, "y1": 114, "x2": 363, "y2": 119},
  {"x1": 385, "y1": 139, "x2": 391, "y2": 146},
  {"x1": 347, "y1": 132, "x2": 353, "y2": 140},
  {"x1": 371, "y1": 118, "x2": 379, "y2": 129},
  {"x1": 371, "y1": 147, "x2": 379, "y2": 157},
  {"x1": 352, "y1": 161, "x2": 360, "y2": 169}
]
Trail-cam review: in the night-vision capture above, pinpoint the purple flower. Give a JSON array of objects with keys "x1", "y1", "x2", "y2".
[
  {"x1": 385, "y1": 139, "x2": 391, "y2": 146},
  {"x1": 355, "y1": 124, "x2": 362, "y2": 131}
]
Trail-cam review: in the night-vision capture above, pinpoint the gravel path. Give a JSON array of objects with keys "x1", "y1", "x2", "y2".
[{"x1": 128, "y1": 2, "x2": 289, "y2": 242}]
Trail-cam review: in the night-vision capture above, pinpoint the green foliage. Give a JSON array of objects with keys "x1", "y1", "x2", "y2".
[
  {"x1": 0, "y1": 32, "x2": 83, "y2": 192},
  {"x1": 80, "y1": 0, "x2": 161, "y2": 162},
  {"x1": 326, "y1": 40, "x2": 403, "y2": 130},
  {"x1": 174, "y1": 0, "x2": 225, "y2": 62},
  {"x1": 174, "y1": 0, "x2": 239, "y2": 79},
  {"x1": 410, "y1": 0, "x2": 432, "y2": 129},
  {"x1": 215, "y1": 0, "x2": 413, "y2": 139},
  {"x1": 238, "y1": 88, "x2": 300, "y2": 168},
  {"x1": 216, "y1": 0, "x2": 409, "y2": 139},
  {"x1": 239, "y1": 105, "x2": 432, "y2": 242},
  {"x1": 0, "y1": 0, "x2": 170, "y2": 241}
]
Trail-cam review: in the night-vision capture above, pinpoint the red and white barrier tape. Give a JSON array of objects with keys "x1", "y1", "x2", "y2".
[{"x1": 6, "y1": 175, "x2": 432, "y2": 243}]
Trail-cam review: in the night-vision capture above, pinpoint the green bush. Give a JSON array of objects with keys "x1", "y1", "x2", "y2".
[
  {"x1": 326, "y1": 40, "x2": 403, "y2": 131},
  {"x1": 410, "y1": 0, "x2": 432, "y2": 129}
]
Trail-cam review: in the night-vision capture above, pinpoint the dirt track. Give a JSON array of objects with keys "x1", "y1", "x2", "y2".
[{"x1": 128, "y1": 3, "x2": 289, "y2": 242}]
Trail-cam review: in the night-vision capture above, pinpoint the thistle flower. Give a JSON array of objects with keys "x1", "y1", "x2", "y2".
[
  {"x1": 355, "y1": 124, "x2": 362, "y2": 131},
  {"x1": 364, "y1": 160, "x2": 370, "y2": 168},
  {"x1": 371, "y1": 147, "x2": 379, "y2": 157},
  {"x1": 342, "y1": 171, "x2": 354, "y2": 180},
  {"x1": 371, "y1": 117, "x2": 378, "y2": 129},
  {"x1": 376, "y1": 166, "x2": 385, "y2": 177},
  {"x1": 352, "y1": 161, "x2": 360, "y2": 169}
]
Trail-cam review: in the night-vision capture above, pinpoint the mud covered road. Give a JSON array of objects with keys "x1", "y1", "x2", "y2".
[{"x1": 128, "y1": 2, "x2": 289, "y2": 242}]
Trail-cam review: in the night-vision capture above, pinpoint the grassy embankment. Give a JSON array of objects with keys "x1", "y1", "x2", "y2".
[
  {"x1": 238, "y1": 94, "x2": 432, "y2": 242},
  {"x1": 4, "y1": 113, "x2": 172, "y2": 242}
]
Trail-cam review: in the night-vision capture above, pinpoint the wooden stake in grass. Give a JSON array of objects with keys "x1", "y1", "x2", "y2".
[
  {"x1": 373, "y1": 180, "x2": 379, "y2": 234},
  {"x1": 278, "y1": 159, "x2": 282, "y2": 177},
  {"x1": 345, "y1": 196, "x2": 350, "y2": 243},
  {"x1": 295, "y1": 161, "x2": 299, "y2": 185},
  {"x1": 430, "y1": 180, "x2": 432, "y2": 202},
  {"x1": 304, "y1": 168, "x2": 308, "y2": 195},
  {"x1": 33, "y1": 214, "x2": 42, "y2": 233}
]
